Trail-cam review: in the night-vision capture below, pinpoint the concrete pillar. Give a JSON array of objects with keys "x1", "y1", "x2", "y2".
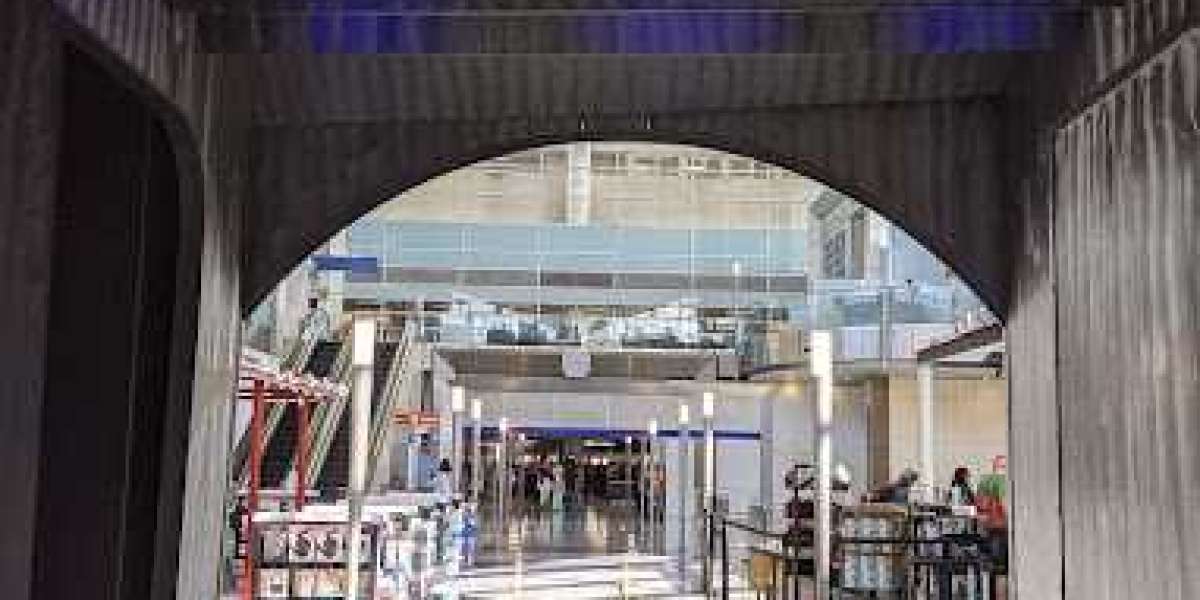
[
  {"x1": 811, "y1": 330, "x2": 834, "y2": 599},
  {"x1": 917, "y1": 361, "x2": 935, "y2": 488},
  {"x1": 471, "y1": 399, "x2": 483, "y2": 502},
  {"x1": 347, "y1": 318, "x2": 377, "y2": 599},
  {"x1": 433, "y1": 357, "x2": 454, "y2": 464},
  {"x1": 498, "y1": 418, "x2": 509, "y2": 528},
  {"x1": 451, "y1": 386, "x2": 465, "y2": 496},
  {"x1": 758, "y1": 392, "x2": 774, "y2": 527},
  {"x1": 677, "y1": 404, "x2": 692, "y2": 580},
  {"x1": 406, "y1": 433, "x2": 421, "y2": 490}
]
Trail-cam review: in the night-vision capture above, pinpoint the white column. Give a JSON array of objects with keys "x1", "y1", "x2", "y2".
[
  {"x1": 811, "y1": 330, "x2": 834, "y2": 600},
  {"x1": 471, "y1": 399, "x2": 483, "y2": 503},
  {"x1": 346, "y1": 317, "x2": 377, "y2": 600},
  {"x1": 405, "y1": 433, "x2": 420, "y2": 490},
  {"x1": 624, "y1": 436, "x2": 634, "y2": 507},
  {"x1": 918, "y1": 361, "x2": 935, "y2": 488},
  {"x1": 702, "y1": 392, "x2": 715, "y2": 508},
  {"x1": 702, "y1": 392, "x2": 716, "y2": 594},
  {"x1": 451, "y1": 386, "x2": 465, "y2": 497},
  {"x1": 677, "y1": 403, "x2": 692, "y2": 580},
  {"x1": 648, "y1": 420, "x2": 659, "y2": 538},
  {"x1": 498, "y1": 418, "x2": 509, "y2": 528},
  {"x1": 758, "y1": 393, "x2": 774, "y2": 527}
]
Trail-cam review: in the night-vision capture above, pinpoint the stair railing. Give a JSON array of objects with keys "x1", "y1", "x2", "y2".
[{"x1": 230, "y1": 331, "x2": 321, "y2": 483}]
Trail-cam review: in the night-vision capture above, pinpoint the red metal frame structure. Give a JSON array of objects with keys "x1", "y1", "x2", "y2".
[{"x1": 236, "y1": 355, "x2": 345, "y2": 600}]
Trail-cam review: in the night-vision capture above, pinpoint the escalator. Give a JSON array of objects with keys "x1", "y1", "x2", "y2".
[
  {"x1": 316, "y1": 342, "x2": 398, "y2": 490},
  {"x1": 251, "y1": 340, "x2": 343, "y2": 487}
]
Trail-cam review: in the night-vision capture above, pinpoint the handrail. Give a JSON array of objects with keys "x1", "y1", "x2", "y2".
[
  {"x1": 365, "y1": 322, "x2": 420, "y2": 489},
  {"x1": 230, "y1": 332, "x2": 320, "y2": 482},
  {"x1": 295, "y1": 338, "x2": 354, "y2": 486}
]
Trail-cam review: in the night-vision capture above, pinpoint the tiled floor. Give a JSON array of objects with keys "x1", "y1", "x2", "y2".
[{"x1": 434, "y1": 503, "x2": 706, "y2": 599}]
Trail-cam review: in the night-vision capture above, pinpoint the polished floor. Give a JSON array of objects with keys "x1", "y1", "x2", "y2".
[{"x1": 433, "y1": 502, "x2": 708, "y2": 599}]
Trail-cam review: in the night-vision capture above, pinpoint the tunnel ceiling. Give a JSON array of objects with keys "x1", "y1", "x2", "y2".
[{"x1": 158, "y1": 1, "x2": 1095, "y2": 316}]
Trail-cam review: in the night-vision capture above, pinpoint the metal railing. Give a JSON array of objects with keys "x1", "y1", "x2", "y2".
[
  {"x1": 296, "y1": 338, "x2": 354, "y2": 486},
  {"x1": 230, "y1": 333, "x2": 320, "y2": 483}
]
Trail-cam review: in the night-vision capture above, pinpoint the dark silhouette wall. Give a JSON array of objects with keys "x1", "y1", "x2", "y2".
[{"x1": 34, "y1": 46, "x2": 182, "y2": 599}]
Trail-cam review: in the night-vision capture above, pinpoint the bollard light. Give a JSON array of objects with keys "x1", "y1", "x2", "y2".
[{"x1": 702, "y1": 391, "x2": 715, "y2": 418}]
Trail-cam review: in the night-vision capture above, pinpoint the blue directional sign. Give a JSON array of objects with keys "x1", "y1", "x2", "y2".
[{"x1": 312, "y1": 255, "x2": 379, "y2": 274}]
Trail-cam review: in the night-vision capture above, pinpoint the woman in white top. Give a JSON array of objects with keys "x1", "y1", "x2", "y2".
[{"x1": 433, "y1": 458, "x2": 454, "y2": 502}]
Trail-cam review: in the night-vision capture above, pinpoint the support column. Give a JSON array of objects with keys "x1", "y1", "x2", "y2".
[
  {"x1": 471, "y1": 398, "x2": 482, "y2": 503},
  {"x1": 917, "y1": 361, "x2": 935, "y2": 490},
  {"x1": 498, "y1": 418, "x2": 509, "y2": 529},
  {"x1": 677, "y1": 404, "x2": 692, "y2": 581},
  {"x1": 451, "y1": 386, "x2": 465, "y2": 497},
  {"x1": 347, "y1": 318, "x2": 377, "y2": 600},
  {"x1": 406, "y1": 433, "x2": 421, "y2": 491},
  {"x1": 648, "y1": 421, "x2": 659, "y2": 541},
  {"x1": 811, "y1": 330, "x2": 834, "y2": 600},
  {"x1": 758, "y1": 393, "x2": 774, "y2": 527},
  {"x1": 625, "y1": 436, "x2": 634, "y2": 507},
  {"x1": 701, "y1": 392, "x2": 715, "y2": 593}
]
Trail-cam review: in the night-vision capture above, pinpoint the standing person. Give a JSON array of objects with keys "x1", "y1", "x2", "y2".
[
  {"x1": 551, "y1": 464, "x2": 565, "y2": 512},
  {"x1": 538, "y1": 474, "x2": 553, "y2": 511},
  {"x1": 434, "y1": 458, "x2": 454, "y2": 503},
  {"x1": 299, "y1": 297, "x2": 331, "y2": 342},
  {"x1": 949, "y1": 466, "x2": 976, "y2": 506},
  {"x1": 225, "y1": 497, "x2": 250, "y2": 591}
]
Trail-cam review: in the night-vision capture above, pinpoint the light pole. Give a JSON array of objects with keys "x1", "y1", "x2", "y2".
[{"x1": 346, "y1": 316, "x2": 377, "y2": 600}]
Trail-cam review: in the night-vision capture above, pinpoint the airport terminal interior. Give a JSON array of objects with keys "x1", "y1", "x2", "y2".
[
  {"x1": 4, "y1": 2, "x2": 1200, "y2": 600},
  {"x1": 237, "y1": 143, "x2": 1005, "y2": 597}
]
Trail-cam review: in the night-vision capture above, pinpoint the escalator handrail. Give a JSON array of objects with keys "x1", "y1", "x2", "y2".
[
  {"x1": 365, "y1": 322, "x2": 420, "y2": 489},
  {"x1": 298, "y1": 338, "x2": 354, "y2": 485},
  {"x1": 229, "y1": 330, "x2": 320, "y2": 482}
]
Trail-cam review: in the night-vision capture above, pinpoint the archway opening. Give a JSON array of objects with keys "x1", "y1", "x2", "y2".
[{"x1": 234, "y1": 142, "x2": 1006, "y2": 597}]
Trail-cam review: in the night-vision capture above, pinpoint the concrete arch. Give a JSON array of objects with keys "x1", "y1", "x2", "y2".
[{"x1": 245, "y1": 100, "x2": 1009, "y2": 317}]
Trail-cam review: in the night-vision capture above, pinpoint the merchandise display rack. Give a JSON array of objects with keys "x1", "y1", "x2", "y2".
[
  {"x1": 252, "y1": 519, "x2": 380, "y2": 599},
  {"x1": 237, "y1": 357, "x2": 348, "y2": 600}
]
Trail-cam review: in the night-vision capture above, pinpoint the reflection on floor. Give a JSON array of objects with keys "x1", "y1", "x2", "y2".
[{"x1": 435, "y1": 503, "x2": 709, "y2": 599}]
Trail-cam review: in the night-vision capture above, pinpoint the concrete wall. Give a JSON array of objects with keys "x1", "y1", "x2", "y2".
[
  {"x1": 1007, "y1": 5, "x2": 1200, "y2": 598},
  {"x1": 1054, "y1": 29, "x2": 1200, "y2": 600},
  {"x1": 0, "y1": 2, "x2": 60, "y2": 596}
]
